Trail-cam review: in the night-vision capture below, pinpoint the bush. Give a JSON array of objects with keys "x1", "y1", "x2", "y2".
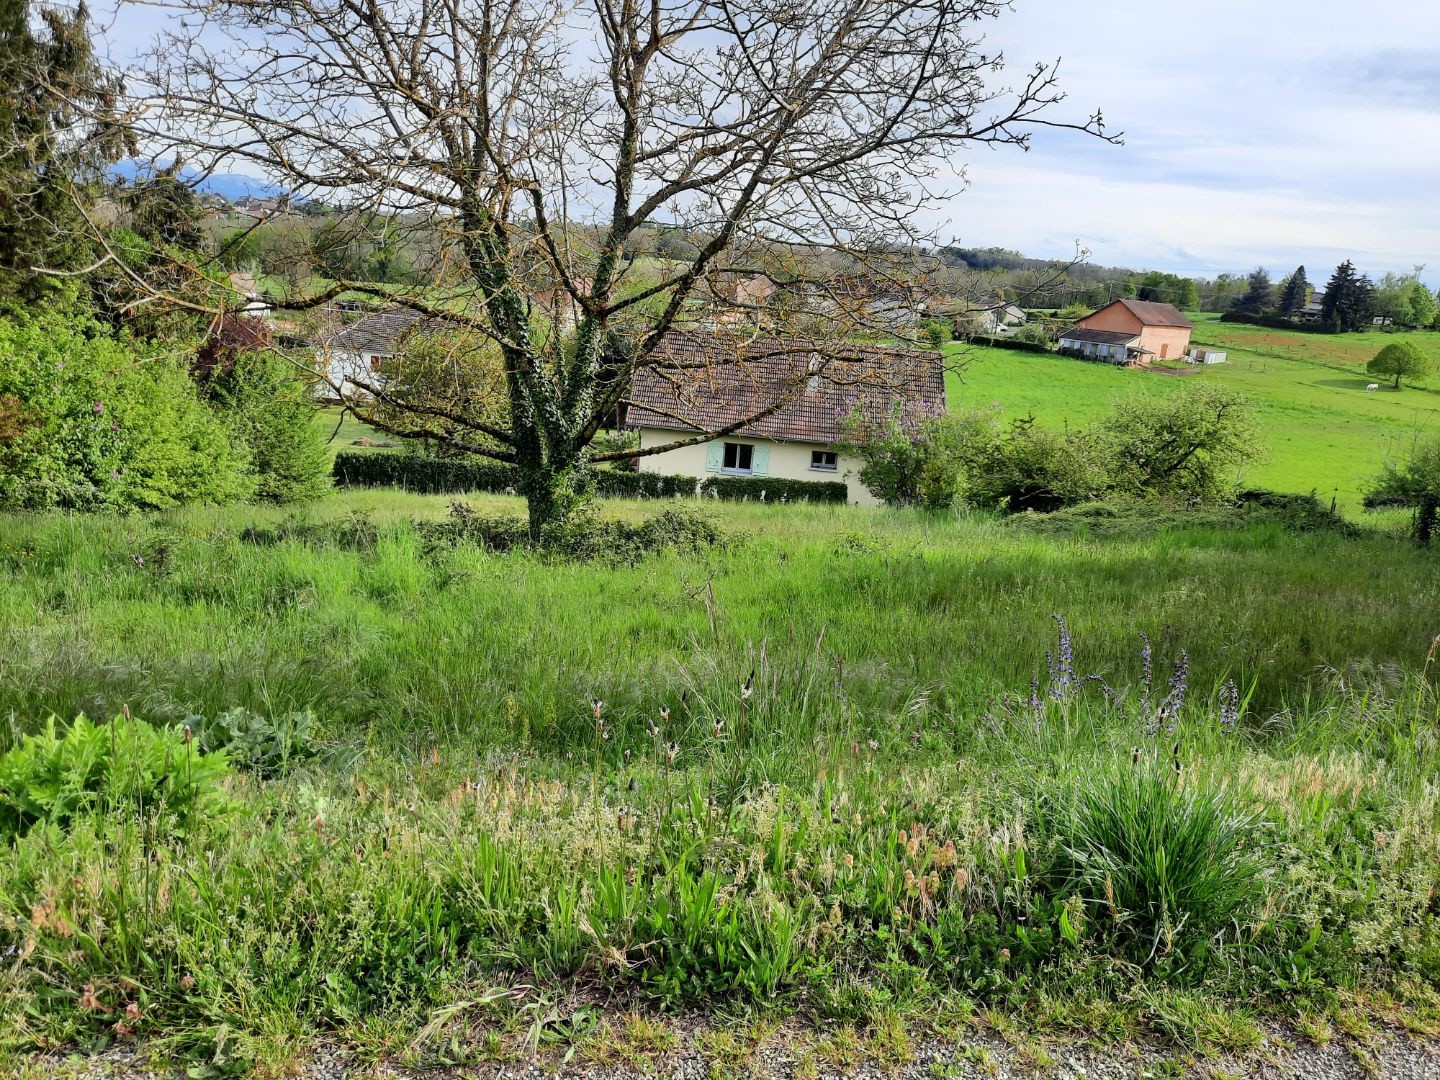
[
  {"x1": 0, "y1": 311, "x2": 252, "y2": 510},
  {"x1": 416, "y1": 502, "x2": 727, "y2": 563},
  {"x1": 1365, "y1": 437, "x2": 1440, "y2": 542},
  {"x1": 0, "y1": 713, "x2": 231, "y2": 837},
  {"x1": 839, "y1": 405, "x2": 992, "y2": 509},
  {"x1": 1101, "y1": 384, "x2": 1259, "y2": 505},
  {"x1": 331, "y1": 452, "x2": 850, "y2": 504},
  {"x1": 967, "y1": 333, "x2": 1051, "y2": 353},
  {"x1": 187, "y1": 706, "x2": 318, "y2": 777},
  {"x1": 966, "y1": 419, "x2": 1111, "y2": 513},
  {"x1": 1048, "y1": 765, "x2": 1263, "y2": 967},
  {"x1": 698, "y1": 474, "x2": 849, "y2": 504},
  {"x1": 205, "y1": 351, "x2": 332, "y2": 503}
]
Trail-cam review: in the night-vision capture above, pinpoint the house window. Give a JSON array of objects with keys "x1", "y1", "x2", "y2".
[
  {"x1": 722, "y1": 442, "x2": 753, "y2": 474},
  {"x1": 810, "y1": 450, "x2": 838, "y2": 472},
  {"x1": 369, "y1": 353, "x2": 392, "y2": 371}
]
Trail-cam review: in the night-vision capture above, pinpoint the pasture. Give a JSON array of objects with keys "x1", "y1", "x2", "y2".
[{"x1": 947, "y1": 322, "x2": 1440, "y2": 512}]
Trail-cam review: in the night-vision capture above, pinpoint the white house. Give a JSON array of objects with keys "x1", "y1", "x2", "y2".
[
  {"x1": 314, "y1": 307, "x2": 463, "y2": 400},
  {"x1": 625, "y1": 333, "x2": 946, "y2": 507}
]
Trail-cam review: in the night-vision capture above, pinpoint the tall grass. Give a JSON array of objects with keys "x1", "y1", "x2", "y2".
[{"x1": 2, "y1": 491, "x2": 1440, "y2": 1070}]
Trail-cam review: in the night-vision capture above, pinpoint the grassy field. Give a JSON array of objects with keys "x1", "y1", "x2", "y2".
[
  {"x1": 3, "y1": 491, "x2": 1440, "y2": 1073},
  {"x1": 947, "y1": 321, "x2": 1440, "y2": 513}
]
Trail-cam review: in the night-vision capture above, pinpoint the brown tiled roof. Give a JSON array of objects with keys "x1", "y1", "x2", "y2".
[
  {"x1": 625, "y1": 333, "x2": 946, "y2": 445},
  {"x1": 1112, "y1": 298, "x2": 1193, "y2": 328}
]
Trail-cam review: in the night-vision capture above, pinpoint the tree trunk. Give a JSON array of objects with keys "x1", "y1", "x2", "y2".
[{"x1": 517, "y1": 457, "x2": 583, "y2": 540}]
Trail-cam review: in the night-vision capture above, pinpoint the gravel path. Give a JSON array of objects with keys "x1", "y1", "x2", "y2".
[{"x1": 15, "y1": 1024, "x2": 1440, "y2": 1079}]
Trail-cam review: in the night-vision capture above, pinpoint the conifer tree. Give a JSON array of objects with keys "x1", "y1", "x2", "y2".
[
  {"x1": 1276, "y1": 265, "x2": 1309, "y2": 314},
  {"x1": 1321, "y1": 261, "x2": 1375, "y2": 332},
  {"x1": 0, "y1": 0, "x2": 130, "y2": 302}
]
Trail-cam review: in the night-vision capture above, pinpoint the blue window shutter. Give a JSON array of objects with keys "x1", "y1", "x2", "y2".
[
  {"x1": 751, "y1": 445, "x2": 770, "y2": 476},
  {"x1": 705, "y1": 442, "x2": 723, "y2": 472}
]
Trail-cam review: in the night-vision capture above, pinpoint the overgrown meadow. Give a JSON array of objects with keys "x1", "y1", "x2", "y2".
[{"x1": 2, "y1": 491, "x2": 1440, "y2": 1073}]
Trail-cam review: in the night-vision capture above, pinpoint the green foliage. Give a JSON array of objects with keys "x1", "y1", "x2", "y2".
[
  {"x1": 920, "y1": 318, "x2": 952, "y2": 349},
  {"x1": 966, "y1": 418, "x2": 1112, "y2": 513},
  {"x1": 0, "y1": 0, "x2": 132, "y2": 303},
  {"x1": 188, "y1": 706, "x2": 317, "y2": 777},
  {"x1": 205, "y1": 351, "x2": 332, "y2": 503},
  {"x1": 416, "y1": 502, "x2": 727, "y2": 563},
  {"x1": 331, "y1": 451, "x2": 849, "y2": 504},
  {"x1": 1276, "y1": 266, "x2": 1309, "y2": 314},
  {"x1": 372, "y1": 327, "x2": 509, "y2": 457},
  {"x1": 0, "y1": 310, "x2": 252, "y2": 510},
  {"x1": 0, "y1": 713, "x2": 230, "y2": 837},
  {"x1": 1229, "y1": 268, "x2": 1274, "y2": 316},
  {"x1": 1367, "y1": 340, "x2": 1432, "y2": 389},
  {"x1": 1103, "y1": 384, "x2": 1260, "y2": 504},
  {"x1": 1321, "y1": 260, "x2": 1375, "y2": 332},
  {"x1": 1048, "y1": 765, "x2": 1263, "y2": 967},
  {"x1": 1133, "y1": 271, "x2": 1199, "y2": 310},
  {"x1": 840, "y1": 405, "x2": 991, "y2": 509},
  {"x1": 1365, "y1": 436, "x2": 1440, "y2": 541}
]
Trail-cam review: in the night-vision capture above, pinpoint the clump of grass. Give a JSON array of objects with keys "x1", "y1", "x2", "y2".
[{"x1": 1048, "y1": 762, "x2": 1263, "y2": 968}]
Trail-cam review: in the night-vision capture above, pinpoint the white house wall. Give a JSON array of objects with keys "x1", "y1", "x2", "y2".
[{"x1": 634, "y1": 428, "x2": 879, "y2": 507}]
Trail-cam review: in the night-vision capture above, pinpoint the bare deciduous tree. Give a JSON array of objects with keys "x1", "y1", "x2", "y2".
[{"x1": 124, "y1": 0, "x2": 1112, "y2": 531}]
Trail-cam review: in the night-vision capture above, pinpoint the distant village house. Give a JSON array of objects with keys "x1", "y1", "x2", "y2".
[{"x1": 1056, "y1": 299, "x2": 1193, "y2": 365}]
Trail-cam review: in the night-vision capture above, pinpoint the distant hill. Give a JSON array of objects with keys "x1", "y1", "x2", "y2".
[{"x1": 108, "y1": 159, "x2": 282, "y2": 201}]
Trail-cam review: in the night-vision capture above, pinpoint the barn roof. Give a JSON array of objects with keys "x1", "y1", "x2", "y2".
[
  {"x1": 1110, "y1": 298, "x2": 1193, "y2": 328},
  {"x1": 626, "y1": 333, "x2": 946, "y2": 445}
]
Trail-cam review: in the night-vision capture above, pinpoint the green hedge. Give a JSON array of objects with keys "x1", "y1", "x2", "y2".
[
  {"x1": 967, "y1": 334, "x2": 1052, "y2": 353},
  {"x1": 332, "y1": 452, "x2": 850, "y2": 504}
]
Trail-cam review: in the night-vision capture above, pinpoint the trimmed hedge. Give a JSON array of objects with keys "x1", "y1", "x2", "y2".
[
  {"x1": 967, "y1": 334, "x2": 1052, "y2": 353},
  {"x1": 331, "y1": 452, "x2": 850, "y2": 504},
  {"x1": 700, "y1": 474, "x2": 849, "y2": 504},
  {"x1": 1219, "y1": 312, "x2": 1333, "y2": 332}
]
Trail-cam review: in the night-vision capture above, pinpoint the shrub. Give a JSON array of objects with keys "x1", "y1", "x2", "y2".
[
  {"x1": 0, "y1": 311, "x2": 252, "y2": 510},
  {"x1": 920, "y1": 318, "x2": 952, "y2": 349},
  {"x1": 0, "y1": 713, "x2": 231, "y2": 837},
  {"x1": 331, "y1": 452, "x2": 849, "y2": 504},
  {"x1": 1048, "y1": 765, "x2": 1263, "y2": 967},
  {"x1": 1101, "y1": 384, "x2": 1259, "y2": 505},
  {"x1": 967, "y1": 333, "x2": 1051, "y2": 353},
  {"x1": 187, "y1": 706, "x2": 318, "y2": 777},
  {"x1": 1364, "y1": 437, "x2": 1440, "y2": 542},
  {"x1": 416, "y1": 502, "x2": 727, "y2": 562},
  {"x1": 204, "y1": 351, "x2": 332, "y2": 503},
  {"x1": 840, "y1": 405, "x2": 993, "y2": 509},
  {"x1": 966, "y1": 419, "x2": 1111, "y2": 513}
]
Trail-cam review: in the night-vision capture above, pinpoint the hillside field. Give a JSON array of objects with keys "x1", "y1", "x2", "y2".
[{"x1": 947, "y1": 319, "x2": 1440, "y2": 513}]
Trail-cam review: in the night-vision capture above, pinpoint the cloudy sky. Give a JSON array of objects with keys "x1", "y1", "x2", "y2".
[
  {"x1": 957, "y1": 0, "x2": 1440, "y2": 281},
  {"x1": 96, "y1": 0, "x2": 1440, "y2": 282}
]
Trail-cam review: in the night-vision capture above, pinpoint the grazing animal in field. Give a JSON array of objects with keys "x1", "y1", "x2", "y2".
[{"x1": 1366, "y1": 383, "x2": 1380, "y2": 392}]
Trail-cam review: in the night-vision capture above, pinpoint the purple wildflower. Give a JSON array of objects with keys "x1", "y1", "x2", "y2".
[
  {"x1": 1138, "y1": 632, "x2": 1153, "y2": 714},
  {"x1": 92, "y1": 401, "x2": 105, "y2": 414},
  {"x1": 1048, "y1": 614, "x2": 1075, "y2": 700},
  {"x1": 1219, "y1": 679, "x2": 1240, "y2": 730},
  {"x1": 1155, "y1": 650, "x2": 1189, "y2": 732}
]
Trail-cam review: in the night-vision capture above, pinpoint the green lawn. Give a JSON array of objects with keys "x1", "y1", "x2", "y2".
[
  {"x1": 947, "y1": 323, "x2": 1440, "y2": 512},
  {"x1": 313, "y1": 405, "x2": 394, "y2": 458}
]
